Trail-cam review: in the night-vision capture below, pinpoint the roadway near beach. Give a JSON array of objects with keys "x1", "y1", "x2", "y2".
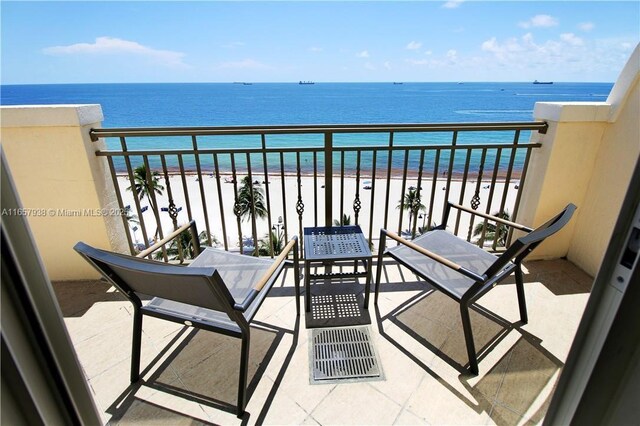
[{"x1": 116, "y1": 174, "x2": 520, "y2": 252}]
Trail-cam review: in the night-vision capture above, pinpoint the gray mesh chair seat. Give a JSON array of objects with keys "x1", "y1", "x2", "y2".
[
  {"x1": 74, "y1": 221, "x2": 300, "y2": 417},
  {"x1": 387, "y1": 230, "x2": 515, "y2": 300},
  {"x1": 376, "y1": 202, "x2": 576, "y2": 374}
]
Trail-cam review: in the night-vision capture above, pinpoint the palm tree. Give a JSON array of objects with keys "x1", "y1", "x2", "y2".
[
  {"x1": 473, "y1": 210, "x2": 510, "y2": 247},
  {"x1": 236, "y1": 176, "x2": 268, "y2": 222},
  {"x1": 153, "y1": 229, "x2": 218, "y2": 262},
  {"x1": 397, "y1": 188, "x2": 426, "y2": 235},
  {"x1": 256, "y1": 230, "x2": 285, "y2": 256},
  {"x1": 124, "y1": 205, "x2": 139, "y2": 226},
  {"x1": 334, "y1": 214, "x2": 351, "y2": 226},
  {"x1": 127, "y1": 164, "x2": 165, "y2": 239}
]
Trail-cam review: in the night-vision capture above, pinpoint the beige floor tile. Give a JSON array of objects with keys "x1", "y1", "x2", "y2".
[
  {"x1": 311, "y1": 383, "x2": 402, "y2": 425},
  {"x1": 406, "y1": 373, "x2": 491, "y2": 425},
  {"x1": 275, "y1": 343, "x2": 337, "y2": 414},
  {"x1": 393, "y1": 409, "x2": 429, "y2": 425},
  {"x1": 369, "y1": 337, "x2": 426, "y2": 406}
]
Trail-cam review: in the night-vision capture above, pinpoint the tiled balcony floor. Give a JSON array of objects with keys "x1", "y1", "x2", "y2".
[{"x1": 54, "y1": 258, "x2": 592, "y2": 425}]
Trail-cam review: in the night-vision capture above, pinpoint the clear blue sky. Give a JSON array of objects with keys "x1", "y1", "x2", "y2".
[{"x1": 2, "y1": 1, "x2": 638, "y2": 84}]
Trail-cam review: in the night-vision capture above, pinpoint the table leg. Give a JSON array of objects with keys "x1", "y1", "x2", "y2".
[
  {"x1": 363, "y1": 257, "x2": 372, "y2": 309},
  {"x1": 304, "y1": 260, "x2": 311, "y2": 312}
]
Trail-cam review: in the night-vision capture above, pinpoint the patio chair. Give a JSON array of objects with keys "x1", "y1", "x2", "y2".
[
  {"x1": 375, "y1": 202, "x2": 576, "y2": 374},
  {"x1": 73, "y1": 220, "x2": 299, "y2": 417}
]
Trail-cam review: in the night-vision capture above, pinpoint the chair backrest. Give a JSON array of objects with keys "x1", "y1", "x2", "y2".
[
  {"x1": 484, "y1": 204, "x2": 577, "y2": 278},
  {"x1": 74, "y1": 242, "x2": 235, "y2": 313}
]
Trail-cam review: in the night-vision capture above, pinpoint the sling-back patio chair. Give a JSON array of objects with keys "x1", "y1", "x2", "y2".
[
  {"x1": 74, "y1": 220, "x2": 300, "y2": 417},
  {"x1": 375, "y1": 202, "x2": 576, "y2": 374}
]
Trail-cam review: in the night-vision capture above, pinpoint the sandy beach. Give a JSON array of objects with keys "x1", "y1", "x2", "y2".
[{"x1": 117, "y1": 172, "x2": 520, "y2": 253}]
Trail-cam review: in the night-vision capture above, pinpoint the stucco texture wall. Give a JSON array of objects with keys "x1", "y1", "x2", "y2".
[{"x1": 568, "y1": 78, "x2": 640, "y2": 276}]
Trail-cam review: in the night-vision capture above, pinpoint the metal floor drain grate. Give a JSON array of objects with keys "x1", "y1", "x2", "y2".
[{"x1": 309, "y1": 326, "x2": 383, "y2": 384}]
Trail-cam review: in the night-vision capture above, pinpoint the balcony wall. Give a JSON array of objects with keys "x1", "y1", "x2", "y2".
[
  {"x1": 0, "y1": 105, "x2": 128, "y2": 280},
  {"x1": 519, "y1": 44, "x2": 639, "y2": 276}
]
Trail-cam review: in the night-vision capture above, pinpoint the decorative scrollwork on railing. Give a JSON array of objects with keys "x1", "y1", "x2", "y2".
[
  {"x1": 471, "y1": 160, "x2": 485, "y2": 210},
  {"x1": 353, "y1": 196, "x2": 362, "y2": 217},
  {"x1": 233, "y1": 199, "x2": 243, "y2": 218}
]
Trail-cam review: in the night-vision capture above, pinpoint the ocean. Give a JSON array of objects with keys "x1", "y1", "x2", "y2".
[{"x1": 1, "y1": 82, "x2": 613, "y2": 174}]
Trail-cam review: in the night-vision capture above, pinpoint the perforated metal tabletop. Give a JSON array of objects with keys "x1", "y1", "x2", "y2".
[
  {"x1": 304, "y1": 226, "x2": 371, "y2": 261},
  {"x1": 303, "y1": 225, "x2": 373, "y2": 317}
]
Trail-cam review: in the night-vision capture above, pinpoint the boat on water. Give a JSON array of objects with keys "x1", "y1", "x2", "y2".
[
  {"x1": 299, "y1": 81, "x2": 315, "y2": 85},
  {"x1": 393, "y1": 82, "x2": 403, "y2": 85},
  {"x1": 533, "y1": 80, "x2": 553, "y2": 84}
]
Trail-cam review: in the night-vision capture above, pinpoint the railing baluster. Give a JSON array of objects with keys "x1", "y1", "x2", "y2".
[
  {"x1": 454, "y1": 149, "x2": 473, "y2": 235},
  {"x1": 340, "y1": 150, "x2": 345, "y2": 224},
  {"x1": 467, "y1": 148, "x2": 488, "y2": 242},
  {"x1": 478, "y1": 148, "x2": 503, "y2": 248},
  {"x1": 368, "y1": 150, "x2": 378, "y2": 248},
  {"x1": 160, "y1": 155, "x2": 183, "y2": 262},
  {"x1": 280, "y1": 152, "x2": 289, "y2": 244},
  {"x1": 396, "y1": 149, "x2": 410, "y2": 238},
  {"x1": 121, "y1": 137, "x2": 151, "y2": 254},
  {"x1": 191, "y1": 136, "x2": 212, "y2": 246},
  {"x1": 177, "y1": 155, "x2": 193, "y2": 221},
  {"x1": 246, "y1": 153, "x2": 259, "y2": 256},
  {"x1": 508, "y1": 144, "x2": 534, "y2": 246},
  {"x1": 442, "y1": 131, "x2": 457, "y2": 220},
  {"x1": 427, "y1": 151, "x2": 441, "y2": 230},
  {"x1": 411, "y1": 149, "x2": 426, "y2": 237},
  {"x1": 296, "y1": 152, "x2": 304, "y2": 254},
  {"x1": 383, "y1": 132, "x2": 394, "y2": 229},
  {"x1": 313, "y1": 152, "x2": 318, "y2": 227},
  {"x1": 496, "y1": 130, "x2": 520, "y2": 250},
  {"x1": 142, "y1": 156, "x2": 168, "y2": 262},
  {"x1": 353, "y1": 150, "x2": 362, "y2": 226},
  {"x1": 231, "y1": 154, "x2": 243, "y2": 254},
  {"x1": 324, "y1": 132, "x2": 333, "y2": 227},
  {"x1": 261, "y1": 134, "x2": 274, "y2": 257},
  {"x1": 106, "y1": 156, "x2": 135, "y2": 255},
  {"x1": 213, "y1": 153, "x2": 228, "y2": 251}
]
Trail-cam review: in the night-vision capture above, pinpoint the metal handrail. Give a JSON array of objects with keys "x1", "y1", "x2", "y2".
[{"x1": 90, "y1": 121, "x2": 547, "y2": 141}]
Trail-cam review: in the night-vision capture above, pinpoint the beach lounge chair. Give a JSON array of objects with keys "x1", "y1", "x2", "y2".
[
  {"x1": 375, "y1": 202, "x2": 576, "y2": 374},
  {"x1": 74, "y1": 220, "x2": 300, "y2": 417}
]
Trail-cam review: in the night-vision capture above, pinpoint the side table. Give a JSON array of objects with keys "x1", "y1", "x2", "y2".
[{"x1": 303, "y1": 225, "x2": 372, "y2": 313}]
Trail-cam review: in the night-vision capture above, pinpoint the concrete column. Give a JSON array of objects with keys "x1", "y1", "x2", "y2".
[{"x1": 1, "y1": 105, "x2": 128, "y2": 280}]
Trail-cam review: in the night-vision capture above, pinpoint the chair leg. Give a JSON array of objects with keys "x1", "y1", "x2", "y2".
[
  {"x1": 130, "y1": 308, "x2": 143, "y2": 383},
  {"x1": 237, "y1": 330, "x2": 250, "y2": 418},
  {"x1": 304, "y1": 261, "x2": 311, "y2": 313},
  {"x1": 515, "y1": 264, "x2": 528, "y2": 324},
  {"x1": 460, "y1": 304, "x2": 479, "y2": 375}
]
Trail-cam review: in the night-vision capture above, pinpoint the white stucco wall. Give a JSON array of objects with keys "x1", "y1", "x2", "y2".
[{"x1": 520, "y1": 44, "x2": 640, "y2": 276}]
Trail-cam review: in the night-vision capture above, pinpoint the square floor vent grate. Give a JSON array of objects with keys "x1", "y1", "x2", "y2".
[{"x1": 309, "y1": 326, "x2": 383, "y2": 384}]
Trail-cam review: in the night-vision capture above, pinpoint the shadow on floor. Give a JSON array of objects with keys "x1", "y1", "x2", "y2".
[
  {"x1": 106, "y1": 318, "x2": 300, "y2": 424},
  {"x1": 374, "y1": 259, "x2": 575, "y2": 423}
]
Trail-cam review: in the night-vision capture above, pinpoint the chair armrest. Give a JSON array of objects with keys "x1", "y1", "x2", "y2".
[
  {"x1": 234, "y1": 236, "x2": 299, "y2": 312},
  {"x1": 447, "y1": 203, "x2": 534, "y2": 232},
  {"x1": 136, "y1": 220, "x2": 198, "y2": 259},
  {"x1": 382, "y1": 229, "x2": 486, "y2": 282}
]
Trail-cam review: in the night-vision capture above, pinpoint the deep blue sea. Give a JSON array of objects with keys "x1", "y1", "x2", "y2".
[{"x1": 1, "y1": 82, "x2": 612, "y2": 173}]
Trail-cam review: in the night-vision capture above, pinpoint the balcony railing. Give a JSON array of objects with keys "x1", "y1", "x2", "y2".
[{"x1": 90, "y1": 122, "x2": 546, "y2": 260}]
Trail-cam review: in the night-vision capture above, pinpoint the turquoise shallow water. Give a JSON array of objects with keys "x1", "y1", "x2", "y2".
[{"x1": 1, "y1": 82, "x2": 612, "y2": 173}]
